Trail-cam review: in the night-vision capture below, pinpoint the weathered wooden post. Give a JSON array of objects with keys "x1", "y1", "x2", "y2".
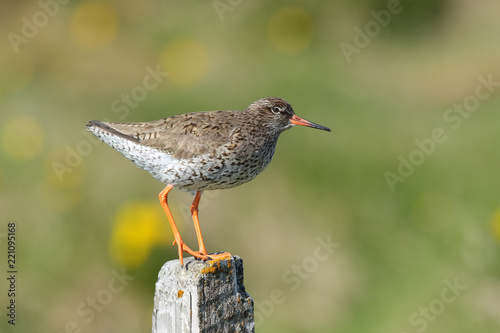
[{"x1": 152, "y1": 255, "x2": 255, "y2": 333}]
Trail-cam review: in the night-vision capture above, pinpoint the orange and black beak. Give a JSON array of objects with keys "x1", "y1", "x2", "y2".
[{"x1": 290, "y1": 114, "x2": 331, "y2": 132}]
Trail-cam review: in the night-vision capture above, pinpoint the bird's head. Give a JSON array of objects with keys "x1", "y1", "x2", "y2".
[{"x1": 246, "y1": 97, "x2": 331, "y2": 134}]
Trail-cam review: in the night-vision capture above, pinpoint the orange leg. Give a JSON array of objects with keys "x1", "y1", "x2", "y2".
[
  {"x1": 159, "y1": 185, "x2": 209, "y2": 266},
  {"x1": 190, "y1": 191, "x2": 232, "y2": 261},
  {"x1": 191, "y1": 191, "x2": 208, "y2": 254}
]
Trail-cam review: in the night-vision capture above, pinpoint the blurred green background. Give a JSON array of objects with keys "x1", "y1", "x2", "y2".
[{"x1": 1, "y1": 0, "x2": 500, "y2": 332}]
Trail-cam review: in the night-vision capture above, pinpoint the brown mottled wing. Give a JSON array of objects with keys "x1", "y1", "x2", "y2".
[{"x1": 99, "y1": 110, "x2": 242, "y2": 159}]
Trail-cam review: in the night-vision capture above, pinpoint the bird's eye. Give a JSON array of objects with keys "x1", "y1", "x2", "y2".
[{"x1": 271, "y1": 106, "x2": 281, "y2": 114}]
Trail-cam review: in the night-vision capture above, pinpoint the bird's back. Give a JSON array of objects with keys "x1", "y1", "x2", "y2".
[{"x1": 87, "y1": 110, "x2": 279, "y2": 191}]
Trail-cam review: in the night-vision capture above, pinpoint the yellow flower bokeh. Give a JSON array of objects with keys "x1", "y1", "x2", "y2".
[
  {"x1": 268, "y1": 7, "x2": 314, "y2": 54},
  {"x1": 160, "y1": 38, "x2": 209, "y2": 86},
  {"x1": 2, "y1": 115, "x2": 44, "y2": 161},
  {"x1": 110, "y1": 201, "x2": 172, "y2": 268},
  {"x1": 71, "y1": 1, "x2": 118, "y2": 50}
]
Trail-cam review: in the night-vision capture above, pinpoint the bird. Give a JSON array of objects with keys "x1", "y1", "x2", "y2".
[{"x1": 87, "y1": 97, "x2": 330, "y2": 265}]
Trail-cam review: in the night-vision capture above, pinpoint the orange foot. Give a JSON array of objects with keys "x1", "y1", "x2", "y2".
[
  {"x1": 194, "y1": 251, "x2": 233, "y2": 262},
  {"x1": 172, "y1": 239, "x2": 210, "y2": 266}
]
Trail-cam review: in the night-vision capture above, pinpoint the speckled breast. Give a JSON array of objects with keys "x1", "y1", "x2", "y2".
[{"x1": 154, "y1": 140, "x2": 277, "y2": 191}]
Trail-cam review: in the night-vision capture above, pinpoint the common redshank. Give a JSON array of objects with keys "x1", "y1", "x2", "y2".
[{"x1": 87, "y1": 97, "x2": 330, "y2": 265}]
